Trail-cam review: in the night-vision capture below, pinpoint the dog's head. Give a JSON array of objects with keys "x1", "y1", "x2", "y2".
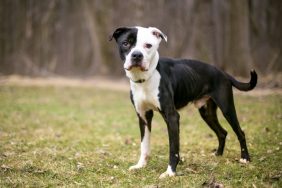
[{"x1": 110, "y1": 26, "x2": 167, "y2": 73}]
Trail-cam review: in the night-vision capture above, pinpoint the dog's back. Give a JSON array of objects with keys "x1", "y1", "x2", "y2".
[{"x1": 157, "y1": 58, "x2": 230, "y2": 109}]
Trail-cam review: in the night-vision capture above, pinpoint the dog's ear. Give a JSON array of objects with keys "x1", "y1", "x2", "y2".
[
  {"x1": 150, "y1": 27, "x2": 167, "y2": 42},
  {"x1": 109, "y1": 27, "x2": 131, "y2": 42}
]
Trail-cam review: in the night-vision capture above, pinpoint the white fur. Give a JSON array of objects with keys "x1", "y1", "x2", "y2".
[
  {"x1": 239, "y1": 158, "x2": 249, "y2": 164},
  {"x1": 129, "y1": 126, "x2": 151, "y2": 170},
  {"x1": 130, "y1": 69, "x2": 161, "y2": 121},
  {"x1": 125, "y1": 51, "x2": 159, "y2": 85},
  {"x1": 124, "y1": 26, "x2": 163, "y2": 76},
  {"x1": 125, "y1": 27, "x2": 163, "y2": 120},
  {"x1": 159, "y1": 165, "x2": 176, "y2": 179},
  {"x1": 126, "y1": 27, "x2": 164, "y2": 172}
]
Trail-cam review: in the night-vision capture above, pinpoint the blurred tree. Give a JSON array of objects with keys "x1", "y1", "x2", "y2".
[
  {"x1": 228, "y1": 0, "x2": 253, "y2": 76},
  {"x1": 0, "y1": 0, "x2": 281, "y2": 77}
]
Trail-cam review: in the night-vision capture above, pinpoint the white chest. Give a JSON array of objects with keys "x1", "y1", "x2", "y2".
[{"x1": 131, "y1": 71, "x2": 161, "y2": 121}]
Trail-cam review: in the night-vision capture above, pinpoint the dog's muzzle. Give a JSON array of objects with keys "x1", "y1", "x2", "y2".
[{"x1": 125, "y1": 51, "x2": 148, "y2": 71}]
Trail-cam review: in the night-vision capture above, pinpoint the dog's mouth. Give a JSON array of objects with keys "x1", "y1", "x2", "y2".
[{"x1": 125, "y1": 64, "x2": 148, "y2": 72}]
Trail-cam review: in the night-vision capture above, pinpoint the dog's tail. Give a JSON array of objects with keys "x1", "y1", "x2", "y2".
[{"x1": 227, "y1": 70, "x2": 257, "y2": 91}]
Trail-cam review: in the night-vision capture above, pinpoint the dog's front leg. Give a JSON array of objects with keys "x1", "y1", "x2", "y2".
[
  {"x1": 159, "y1": 110, "x2": 180, "y2": 178},
  {"x1": 129, "y1": 111, "x2": 153, "y2": 170}
]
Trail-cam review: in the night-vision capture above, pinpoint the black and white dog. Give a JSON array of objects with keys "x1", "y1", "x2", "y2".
[{"x1": 110, "y1": 26, "x2": 257, "y2": 178}]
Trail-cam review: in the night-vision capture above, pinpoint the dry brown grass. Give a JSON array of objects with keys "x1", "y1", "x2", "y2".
[{"x1": 1, "y1": 75, "x2": 282, "y2": 96}]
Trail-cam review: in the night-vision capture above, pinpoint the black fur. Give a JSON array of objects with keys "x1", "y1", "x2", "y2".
[
  {"x1": 110, "y1": 27, "x2": 138, "y2": 61},
  {"x1": 155, "y1": 58, "x2": 257, "y2": 171}
]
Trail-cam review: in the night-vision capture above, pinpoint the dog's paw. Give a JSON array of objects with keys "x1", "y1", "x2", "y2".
[
  {"x1": 129, "y1": 155, "x2": 149, "y2": 171},
  {"x1": 159, "y1": 171, "x2": 176, "y2": 179},
  {"x1": 159, "y1": 165, "x2": 176, "y2": 179},
  {"x1": 239, "y1": 158, "x2": 250, "y2": 164},
  {"x1": 128, "y1": 163, "x2": 146, "y2": 171}
]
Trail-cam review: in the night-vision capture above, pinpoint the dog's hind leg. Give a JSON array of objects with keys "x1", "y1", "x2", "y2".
[
  {"x1": 129, "y1": 110, "x2": 153, "y2": 170},
  {"x1": 212, "y1": 88, "x2": 250, "y2": 163},
  {"x1": 199, "y1": 99, "x2": 227, "y2": 156}
]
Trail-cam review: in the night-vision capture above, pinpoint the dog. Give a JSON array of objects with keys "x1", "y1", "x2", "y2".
[{"x1": 110, "y1": 26, "x2": 257, "y2": 178}]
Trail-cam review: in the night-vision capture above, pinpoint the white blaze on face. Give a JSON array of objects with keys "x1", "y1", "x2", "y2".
[{"x1": 124, "y1": 27, "x2": 162, "y2": 72}]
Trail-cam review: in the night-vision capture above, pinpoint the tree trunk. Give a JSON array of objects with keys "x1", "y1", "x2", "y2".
[{"x1": 228, "y1": 0, "x2": 253, "y2": 76}]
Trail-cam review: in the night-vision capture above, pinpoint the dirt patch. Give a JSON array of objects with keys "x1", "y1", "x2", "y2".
[
  {"x1": 1, "y1": 75, "x2": 281, "y2": 96},
  {"x1": 0, "y1": 75, "x2": 129, "y2": 92}
]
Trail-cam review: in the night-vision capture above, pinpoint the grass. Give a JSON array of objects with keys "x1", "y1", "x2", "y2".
[{"x1": 0, "y1": 84, "x2": 281, "y2": 187}]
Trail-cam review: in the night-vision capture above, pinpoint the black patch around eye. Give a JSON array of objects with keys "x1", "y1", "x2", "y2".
[
  {"x1": 128, "y1": 37, "x2": 135, "y2": 44},
  {"x1": 116, "y1": 28, "x2": 138, "y2": 61}
]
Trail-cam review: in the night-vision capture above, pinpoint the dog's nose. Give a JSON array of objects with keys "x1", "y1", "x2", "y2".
[{"x1": 131, "y1": 51, "x2": 143, "y2": 62}]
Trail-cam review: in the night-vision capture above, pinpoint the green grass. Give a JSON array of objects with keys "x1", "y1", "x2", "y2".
[{"x1": 0, "y1": 85, "x2": 281, "y2": 187}]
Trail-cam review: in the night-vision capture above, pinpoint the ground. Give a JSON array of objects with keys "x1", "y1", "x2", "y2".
[{"x1": 0, "y1": 77, "x2": 281, "y2": 187}]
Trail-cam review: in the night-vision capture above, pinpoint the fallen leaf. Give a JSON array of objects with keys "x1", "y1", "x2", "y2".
[
  {"x1": 176, "y1": 171, "x2": 184, "y2": 176},
  {"x1": 259, "y1": 156, "x2": 266, "y2": 162},
  {"x1": 124, "y1": 138, "x2": 132, "y2": 145},
  {"x1": 77, "y1": 162, "x2": 84, "y2": 171},
  {"x1": 96, "y1": 149, "x2": 111, "y2": 156},
  {"x1": 185, "y1": 167, "x2": 198, "y2": 174},
  {"x1": 144, "y1": 185, "x2": 159, "y2": 188},
  {"x1": 270, "y1": 173, "x2": 281, "y2": 181},
  {"x1": 267, "y1": 149, "x2": 272, "y2": 154},
  {"x1": 264, "y1": 127, "x2": 270, "y2": 132},
  {"x1": 1, "y1": 164, "x2": 12, "y2": 171},
  {"x1": 202, "y1": 176, "x2": 224, "y2": 188}
]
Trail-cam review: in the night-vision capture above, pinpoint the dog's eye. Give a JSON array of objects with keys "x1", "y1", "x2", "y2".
[
  {"x1": 145, "y1": 43, "x2": 152, "y2": 49},
  {"x1": 122, "y1": 41, "x2": 129, "y2": 47}
]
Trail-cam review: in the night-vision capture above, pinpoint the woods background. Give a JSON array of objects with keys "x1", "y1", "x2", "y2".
[{"x1": 0, "y1": 0, "x2": 281, "y2": 78}]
